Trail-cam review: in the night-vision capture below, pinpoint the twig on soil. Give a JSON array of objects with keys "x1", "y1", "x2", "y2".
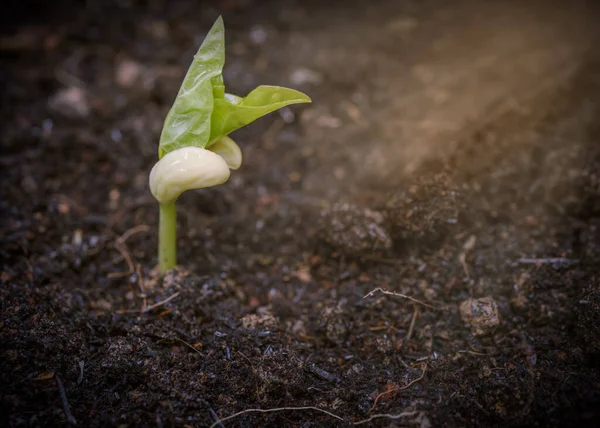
[
  {"x1": 108, "y1": 225, "x2": 150, "y2": 279},
  {"x1": 210, "y1": 405, "x2": 423, "y2": 428},
  {"x1": 109, "y1": 198, "x2": 155, "y2": 226},
  {"x1": 143, "y1": 291, "x2": 180, "y2": 313},
  {"x1": 157, "y1": 337, "x2": 202, "y2": 355},
  {"x1": 117, "y1": 291, "x2": 180, "y2": 314},
  {"x1": 135, "y1": 263, "x2": 147, "y2": 310},
  {"x1": 458, "y1": 349, "x2": 489, "y2": 356},
  {"x1": 400, "y1": 363, "x2": 427, "y2": 390},
  {"x1": 116, "y1": 224, "x2": 150, "y2": 245},
  {"x1": 210, "y1": 362, "x2": 427, "y2": 425},
  {"x1": 55, "y1": 375, "x2": 77, "y2": 425},
  {"x1": 77, "y1": 361, "x2": 84, "y2": 385},
  {"x1": 517, "y1": 257, "x2": 579, "y2": 265},
  {"x1": 353, "y1": 411, "x2": 420, "y2": 425},
  {"x1": 459, "y1": 252, "x2": 471, "y2": 280},
  {"x1": 405, "y1": 305, "x2": 419, "y2": 343},
  {"x1": 368, "y1": 324, "x2": 390, "y2": 332},
  {"x1": 209, "y1": 406, "x2": 345, "y2": 428},
  {"x1": 370, "y1": 363, "x2": 427, "y2": 411},
  {"x1": 107, "y1": 243, "x2": 135, "y2": 278},
  {"x1": 199, "y1": 399, "x2": 224, "y2": 428},
  {"x1": 208, "y1": 408, "x2": 225, "y2": 428},
  {"x1": 364, "y1": 287, "x2": 436, "y2": 309},
  {"x1": 236, "y1": 350, "x2": 254, "y2": 368}
]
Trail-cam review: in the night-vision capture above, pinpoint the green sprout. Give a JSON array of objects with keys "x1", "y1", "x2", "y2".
[{"x1": 149, "y1": 17, "x2": 311, "y2": 273}]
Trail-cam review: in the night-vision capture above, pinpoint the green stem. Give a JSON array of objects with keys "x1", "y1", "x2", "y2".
[{"x1": 159, "y1": 202, "x2": 177, "y2": 273}]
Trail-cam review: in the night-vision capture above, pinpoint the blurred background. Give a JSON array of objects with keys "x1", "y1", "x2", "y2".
[{"x1": 2, "y1": 0, "x2": 598, "y2": 200}]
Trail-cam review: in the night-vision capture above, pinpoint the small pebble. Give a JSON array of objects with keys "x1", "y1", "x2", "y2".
[{"x1": 459, "y1": 296, "x2": 500, "y2": 336}]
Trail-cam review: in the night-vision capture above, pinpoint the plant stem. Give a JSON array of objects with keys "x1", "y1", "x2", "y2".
[{"x1": 159, "y1": 202, "x2": 177, "y2": 273}]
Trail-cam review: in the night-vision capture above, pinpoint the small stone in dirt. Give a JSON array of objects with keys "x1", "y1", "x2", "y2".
[
  {"x1": 240, "y1": 308, "x2": 277, "y2": 330},
  {"x1": 319, "y1": 203, "x2": 392, "y2": 255},
  {"x1": 306, "y1": 363, "x2": 339, "y2": 384},
  {"x1": 374, "y1": 335, "x2": 394, "y2": 353},
  {"x1": 459, "y1": 297, "x2": 500, "y2": 336},
  {"x1": 48, "y1": 86, "x2": 89, "y2": 118},
  {"x1": 320, "y1": 305, "x2": 349, "y2": 343}
]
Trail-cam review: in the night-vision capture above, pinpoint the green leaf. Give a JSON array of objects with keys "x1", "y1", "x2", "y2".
[
  {"x1": 159, "y1": 16, "x2": 225, "y2": 157},
  {"x1": 209, "y1": 86, "x2": 311, "y2": 141},
  {"x1": 157, "y1": 17, "x2": 311, "y2": 159}
]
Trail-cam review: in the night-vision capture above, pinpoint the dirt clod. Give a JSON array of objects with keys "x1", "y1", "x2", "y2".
[
  {"x1": 319, "y1": 203, "x2": 392, "y2": 255},
  {"x1": 459, "y1": 297, "x2": 500, "y2": 336}
]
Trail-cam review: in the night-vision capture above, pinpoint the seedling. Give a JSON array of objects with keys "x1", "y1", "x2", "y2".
[{"x1": 149, "y1": 17, "x2": 311, "y2": 273}]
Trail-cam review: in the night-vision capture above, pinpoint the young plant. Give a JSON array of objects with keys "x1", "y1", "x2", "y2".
[{"x1": 149, "y1": 17, "x2": 311, "y2": 273}]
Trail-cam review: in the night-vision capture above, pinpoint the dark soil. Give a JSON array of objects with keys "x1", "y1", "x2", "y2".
[{"x1": 2, "y1": 0, "x2": 600, "y2": 426}]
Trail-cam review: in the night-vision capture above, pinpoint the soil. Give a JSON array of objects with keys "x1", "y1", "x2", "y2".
[{"x1": 2, "y1": 0, "x2": 600, "y2": 426}]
